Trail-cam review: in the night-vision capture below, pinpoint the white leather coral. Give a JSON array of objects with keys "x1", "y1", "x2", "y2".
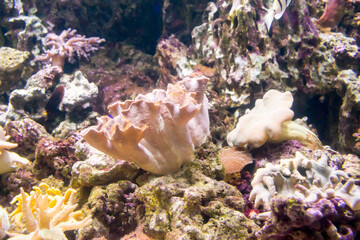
[
  {"x1": 0, "y1": 126, "x2": 30, "y2": 174},
  {"x1": 82, "y1": 73, "x2": 210, "y2": 175},
  {"x1": 227, "y1": 89, "x2": 323, "y2": 149}
]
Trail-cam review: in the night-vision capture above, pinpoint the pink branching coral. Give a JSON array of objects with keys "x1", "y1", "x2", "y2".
[
  {"x1": 36, "y1": 28, "x2": 105, "y2": 69},
  {"x1": 82, "y1": 72, "x2": 210, "y2": 175}
]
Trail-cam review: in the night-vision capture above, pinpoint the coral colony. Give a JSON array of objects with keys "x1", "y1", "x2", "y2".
[
  {"x1": 226, "y1": 90, "x2": 323, "y2": 150},
  {"x1": 8, "y1": 183, "x2": 91, "y2": 239},
  {"x1": 35, "y1": 28, "x2": 105, "y2": 70},
  {"x1": 0, "y1": 0, "x2": 359, "y2": 239},
  {"x1": 82, "y1": 73, "x2": 210, "y2": 175}
]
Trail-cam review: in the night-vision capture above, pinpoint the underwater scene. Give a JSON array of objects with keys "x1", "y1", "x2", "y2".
[{"x1": 0, "y1": 0, "x2": 360, "y2": 239}]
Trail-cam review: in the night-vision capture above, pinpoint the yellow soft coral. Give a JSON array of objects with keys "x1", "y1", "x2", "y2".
[{"x1": 8, "y1": 183, "x2": 91, "y2": 240}]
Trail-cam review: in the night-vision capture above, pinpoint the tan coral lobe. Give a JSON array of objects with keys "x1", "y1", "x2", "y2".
[
  {"x1": 227, "y1": 89, "x2": 294, "y2": 149},
  {"x1": 82, "y1": 73, "x2": 210, "y2": 175},
  {"x1": 227, "y1": 89, "x2": 322, "y2": 150}
]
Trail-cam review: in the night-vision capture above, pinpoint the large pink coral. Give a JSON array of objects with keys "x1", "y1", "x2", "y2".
[
  {"x1": 36, "y1": 28, "x2": 105, "y2": 69},
  {"x1": 82, "y1": 73, "x2": 210, "y2": 175}
]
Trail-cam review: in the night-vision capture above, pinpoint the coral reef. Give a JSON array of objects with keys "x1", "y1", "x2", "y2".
[
  {"x1": 1, "y1": 68, "x2": 98, "y2": 135},
  {"x1": 320, "y1": 33, "x2": 360, "y2": 70},
  {"x1": 120, "y1": 226, "x2": 152, "y2": 240},
  {"x1": 333, "y1": 179, "x2": 360, "y2": 210},
  {"x1": 8, "y1": 183, "x2": 91, "y2": 240},
  {"x1": 225, "y1": 170, "x2": 255, "y2": 218},
  {"x1": 0, "y1": 0, "x2": 359, "y2": 238},
  {"x1": 82, "y1": 73, "x2": 210, "y2": 174},
  {"x1": 337, "y1": 71, "x2": 360, "y2": 152},
  {"x1": 189, "y1": 0, "x2": 359, "y2": 151},
  {"x1": 249, "y1": 147, "x2": 360, "y2": 238}
]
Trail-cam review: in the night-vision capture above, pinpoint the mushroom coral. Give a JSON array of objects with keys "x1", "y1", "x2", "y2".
[
  {"x1": 0, "y1": 126, "x2": 30, "y2": 174},
  {"x1": 82, "y1": 73, "x2": 210, "y2": 175},
  {"x1": 8, "y1": 183, "x2": 91, "y2": 240},
  {"x1": 227, "y1": 89, "x2": 323, "y2": 150}
]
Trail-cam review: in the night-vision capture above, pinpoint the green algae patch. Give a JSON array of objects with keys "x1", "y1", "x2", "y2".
[
  {"x1": 0, "y1": 47, "x2": 33, "y2": 91},
  {"x1": 0, "y1": 47, "x2": 30, "y2": 72},
  {"x1": 135, "y1": 145, "x2": 259, "y2": 239}
]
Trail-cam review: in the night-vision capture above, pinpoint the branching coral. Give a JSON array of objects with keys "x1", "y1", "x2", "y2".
[
  {"x1": 35, "y1": 28, "x2": 105, "y2": 69},
  {"x1": 82, "y1": 73, "x2": 210, "y2": 175},
  {"x1": 8, "y1": 183, "x2": 92, "y2": 240},
  {"x1": 227, "y1": 89, "x2": 323, "y2": 150},
  {"x1": 249, "y1": 151, "x2": 349, "y2": 209},
  {"x1": 0, "y1": 126, "x2": 30, "y2": 175}
]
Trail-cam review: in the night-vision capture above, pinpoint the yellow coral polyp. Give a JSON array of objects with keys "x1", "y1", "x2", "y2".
[
  {"x1": 48, "y1": 198, "x2": 57, "y2": 208},
  {"x1": 46, "y1": 187, "x2": 62, "y2": 196},
  {"x1": 63, "y1": 188, "x2": 77, "y2": 203},
  {"x1": 39, "y1": 182, "x2": 50, "y2": 191}
]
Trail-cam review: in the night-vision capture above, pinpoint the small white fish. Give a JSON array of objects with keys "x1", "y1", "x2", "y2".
[{"x1": 264, "y1": 0, "x2": 292, "y2": 31}]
